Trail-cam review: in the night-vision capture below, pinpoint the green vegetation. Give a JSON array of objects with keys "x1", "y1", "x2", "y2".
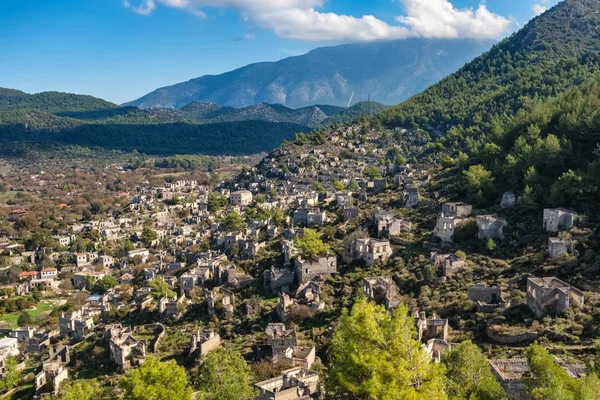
[
  {"x1": 57, "y1": 379, "x2": 105, "y2": 400},
  {"x1": 443, "y1": 341, "x2": 506, "y2": 400},
  {"x1": 0, "y1": 301, "x2": 51, "y2": 328},
  {"x1": 320, "y1": 101, "x2": 388, "y2": 126},
  {"x1": 0, "y1": 88, "x2": 117, "y2": 114},
  {"x1": 327, "y1": 298, "x2": 446, "y2": 399},
  {"x1": 120, "y1": 356, "x2": 192, "y2": 400},
  {"x1": 294, "y1": 228, "x2": 329, "y2": 257},
  {"x1": 193, "y1": 349, "x2": 253, "y2": 400},
  {"x1": 220, "y1": 212, "x2": 247, "y2": 232},
  {"x1": 149, "y1": 278, "x2": 176, "y2": 299},
  {"x1": 0, "y1": 357, "x2": 22, "y2": 392},
  {"x1": 527, "y1": 342, "x2": 600, "y2": 400},
  {"x1": 380, "y1": 0, "x2": 600, "y2": 132}
]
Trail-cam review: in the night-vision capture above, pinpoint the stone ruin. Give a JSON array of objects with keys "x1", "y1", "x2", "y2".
[
  {"x1": 526, "y1": 276, "x2": 584, "y2": 318},
  {"x1": 363, "y1": 277, "x2": 401, "y2": 310},
  {"x1": 468, "y1": 284, "x2": 507, "y2": 313}
]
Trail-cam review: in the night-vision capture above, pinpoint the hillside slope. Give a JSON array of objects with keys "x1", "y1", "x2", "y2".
[
  {"x1": 379, "y1": 0, "x2": 600, "y2": 133},
  {"x1": 125, "y1": 38, "x2": 495, "y2": 109}
]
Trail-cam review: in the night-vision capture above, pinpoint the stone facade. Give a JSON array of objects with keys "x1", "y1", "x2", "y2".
[
  {"x1": 206, "y1": 286, "x2": 235, "y2": 317},
  {"x1": 293, "y1": 255, "x2": 337, "y2": 284},
  {"x1": 403, "y1": 186, "x2": 419, "y2": 208},
  {"x1": 363, "y1": 277, "x2": 401, "y2": 310},
  {"x1": 501, "y1": 192, "x2": 516, "y2": 208},
  {"x1": 526, "y1": 276, "x2": 584, "y2": 318},
  {"x1": 476, "y1": 215, "x2": 507, "y2": 240},
  {"x1": 468, "y1": 285, "x2": 507, "y2": 313},
  {"x1": 59, "y1": 308, "x2": 96, "y2": 342},
  {"x1": 430, "y1": 252, "x2": 465, "y2": 277},
  {"x1": 230, "y1": 190, "x2": 253, "y2": 206},
  {"x1": 343, "y1": 238, "x2": 392, "y2": 267},
  {"x1": 105, "y1": 325, "x2": 146, "y2": 370},
  {"x1": 254, "y1": 366, "x2": 319, "y2": 400},
  {"x1": 342, "y1": 206, "x2": 359, "y2": 222},
  {"x1": 375, "y1": 211, "x2": 411, "y2": 238},
  {"x1": 292, "y1": 208, "x2": 326, "y2": 227},
  {"x1": 264, "y1": 267, "x2": 295, "y2": 293},
  {"x1": 548, "y1": 237, "x2": 575, "y2": 259},
  {"x1": 543, "y1": 209, "x2": 578, "y2": 233},
  {"x1": 190, "y1": 330, "x2": 221, "y2": 359}
]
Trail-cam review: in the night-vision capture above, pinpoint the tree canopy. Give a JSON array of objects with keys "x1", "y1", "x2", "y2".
[
  {"x1": 294, "y1": 228, "x2": 329, "y2": 258},
  {"x1": 327, "y1": 297, "x2": 447, "y2": 399},
  {"x1": 193, "y1": 349, "x2": 253, "y2": 400},
  {"x1": 120, "y1": 356, "x2": 192, "y2": 400}
]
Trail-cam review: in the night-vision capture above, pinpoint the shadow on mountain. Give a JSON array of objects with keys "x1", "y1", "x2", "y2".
[{"x1": 0, "y1": 120, "x2": 306, "y2": 156}]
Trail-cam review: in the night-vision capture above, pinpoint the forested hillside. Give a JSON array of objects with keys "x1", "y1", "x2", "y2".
[
  {"x1": 373, "y1": 0, "x2": 600, "y2": 214},
  {"x1": 0, "y1": 89, "x2": 379, "y2": 155},
  {"x1": 380, "y1": 0, "x2": 600, "y2": 134},
  {"x1": 0, "y1": 88, "x2": 117, "y2": 113}
]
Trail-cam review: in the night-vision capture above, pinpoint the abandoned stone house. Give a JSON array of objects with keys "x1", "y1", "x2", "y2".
[
  {"x1": 296, "y1": 281, "x2": 322, "y2": 307},
  {"x1": 230, "y1": 190, "x2": 253, "y2": 206},
  {"x1": 253, "y1": 366, "x2": 320, "y2": 400},
  {"x1": 35, "y1": 346, "x2": 70, "y2": 396},
  {"x1": 179, "y1": 267, "x2": 212, "y2": 295},
  {"x1": 414, "y1": 312, "x2": 450, "y2": 362},
  {"x1": 501, "y1": 192, "x2": 516, "y2": 208},
  {"x1": 468, "y1": 285, "x2": 507, "y2": 313},
  {"x1": 430, "y1": 252, "x2": 465, "y2": 277},
  {"x1": 489, "y1": 358, "x2": 532, "y2": 400},
  {"x1": 158, "y1": 294, "x2": 187, "y2": 320},
  {"x1": 434, "y1": 216, "x2": 470, "y2": 243},
  {"x1": 206, "y1": 286, "x2": 235, "y2": 317},
  {"x1": 442, "y1": 202, "x2": 473, "y2": 218},
  {"x1": 276, "y1": 293, "x2": 294, "y2": 322},
  {"x1": 476, "y1": 215, "x2": 507, "y2": 240},
  {"x1": 343, "y1": 238, "x2": 392, "y2": 267},
  {"x1": 190, "y1": 330, "x2": 221, "y2": 359},
  {"x1": 35, "y1": 362, "x2": 68, "y2": 396},
  {"x1": 363, "y1": 277, "x2": 401, "y2": 310},
  {"x1": 548, "y1": 237, "x2": 576, "y2": 259},
  {"x1": 264, "y1": 267, "x2": 295, "y2": 293},
  {"x1": 293, "y1": 255, "x2": 337, "y2": 284},
  {"x1": 526, "y1": 276, "x2": 584, "y2": 318},
  {"x1": 403, "y1": 186, "x2": 419, "y2": 208},
  {"x1": 266, "y1": 323, "x2": 298, "y2": 351},
  {"x1": 342, "y1": 206, "x2": 359, "y2": 222},
  {"x1": 282, "y1": 240, "x2": 298, "y2": 265},
  {"x1": 105, "y1": 324, "x2": 146, "y2": 370},
  {"x1": 376, "y1": 214, "x2": 411, "y2": 238},
  {"x1": 543, "y1": 208, "x2": 578, "y2": 233},
  {"x1": 414, "y1": 312, "x2": 449, "y2": 344},
  {"x1": 489, "y1": 357, "x2": 587, "y2": 400},
  {"x1": 292, "y1": 208, "x2": 327, "y2": 227},
  {"x1": 59, "y1": 308, "x2": 96, "y2": 342}
]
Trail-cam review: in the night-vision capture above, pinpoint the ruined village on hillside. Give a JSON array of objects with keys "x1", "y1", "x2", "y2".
[{"x1": 0, "y1": 122, "x2": 597, "y2": 400}]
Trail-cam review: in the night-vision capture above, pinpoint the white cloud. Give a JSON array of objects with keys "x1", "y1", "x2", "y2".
[
  {"x1": 531, "y1": 0, "x2": 551, "y2": 17},
  {"x1": 123, "y1": 0, "x2": 511, "y2": 42},
  {"x1": 123, "y1": 0, "x2": 156, "y2": 16},
  {"x1": 396, "y1": 0, "x2": 511, "y2": 40},
  {"x1": 532, "y1": 4, "x2": 547, "y2": 16}
]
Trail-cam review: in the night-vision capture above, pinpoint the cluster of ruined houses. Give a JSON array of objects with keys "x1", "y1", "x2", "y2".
[{"x1": 433, "y1": 200, "x2": 580, "y2": 262}]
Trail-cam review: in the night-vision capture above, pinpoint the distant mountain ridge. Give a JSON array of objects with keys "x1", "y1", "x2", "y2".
[
  {"x1": 0, "y1": 87, "x2": 386, "y2": 155},
  {"x1": 125, "y1": 38, "x2": 495, "y2": 110}
]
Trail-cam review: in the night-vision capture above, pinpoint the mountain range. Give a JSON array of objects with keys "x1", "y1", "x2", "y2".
[
  {"x1": 0, "y1": 87, "x2": 387, "y2": 155},
  {"x1": 125, "y1": 38, "x2": 495, "y2": 110}
]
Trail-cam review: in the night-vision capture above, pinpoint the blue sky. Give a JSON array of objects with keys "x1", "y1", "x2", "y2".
[{"x1": 0, "y1": 0, "x2": 560, "y2": 104}]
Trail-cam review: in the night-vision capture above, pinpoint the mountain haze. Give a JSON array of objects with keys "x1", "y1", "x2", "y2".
[{"x1": 125, "y1": 38, "x2": 495, "y2": 110}]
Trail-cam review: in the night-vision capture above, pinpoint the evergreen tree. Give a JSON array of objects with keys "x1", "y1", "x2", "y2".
[{"x1": 327, "y1": 298, "x2": 447, "y2": 399}]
